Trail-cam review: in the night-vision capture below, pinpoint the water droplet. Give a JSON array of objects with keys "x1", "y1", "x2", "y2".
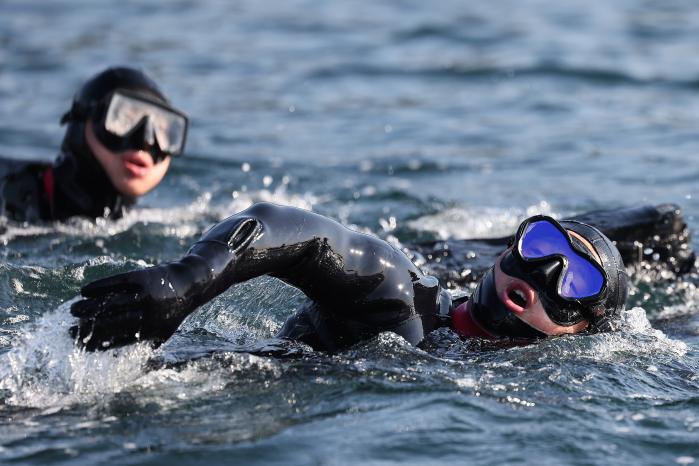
[{"x1": 11, "y1": 279, "x2": 24, "y2": 293}]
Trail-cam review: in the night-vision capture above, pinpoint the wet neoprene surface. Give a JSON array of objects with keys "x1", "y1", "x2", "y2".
[
  {"x1": 70, "y1": 202, "x2": 443, "y2": 351},
  {"x1": 3, "y1": 2, "x2": 699, "y2": 463},
  {"x1": 181, "y1": 203, "x2": 447, "y2": 349}
]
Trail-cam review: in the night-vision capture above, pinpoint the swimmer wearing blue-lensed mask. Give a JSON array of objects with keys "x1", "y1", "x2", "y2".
[{"x1": 68, "y1": 202, "x2": 628, "y2": 352}]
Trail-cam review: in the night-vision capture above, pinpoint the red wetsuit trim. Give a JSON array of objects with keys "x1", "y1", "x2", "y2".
[
  {"x1": 450, "y1": 301, "x2": 496, "y2": 339},
  {"x1": 42, "y1": 167, "x2": 55, "y2": 216}
]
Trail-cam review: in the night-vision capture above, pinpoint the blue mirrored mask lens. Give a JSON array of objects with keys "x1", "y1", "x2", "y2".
[{"x1": 520, "y1": 221, "x2": 605, "y2": 299}]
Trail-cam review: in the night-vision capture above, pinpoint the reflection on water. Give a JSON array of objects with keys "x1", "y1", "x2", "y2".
[{"x1": 1, "y1": 0, "x2": 699, "y2": 464}]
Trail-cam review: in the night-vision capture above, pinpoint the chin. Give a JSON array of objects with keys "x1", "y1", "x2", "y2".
[{"x1": 115, "y1": 181, "x2": 151, "y2": 197}]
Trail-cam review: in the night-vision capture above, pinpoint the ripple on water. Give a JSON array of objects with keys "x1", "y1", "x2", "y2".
[{"x1": 2, "y1": 0, "x2": 699, "y2": 462}]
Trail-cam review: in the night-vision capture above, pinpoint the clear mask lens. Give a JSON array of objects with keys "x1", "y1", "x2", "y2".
[{"x1": 104, "y1": 92, "x2": 187, "y2": 155}]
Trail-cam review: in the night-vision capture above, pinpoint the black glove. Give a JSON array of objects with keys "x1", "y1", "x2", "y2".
[
  {"x1": 69, "y1": 241, "x2": 237, "y2": 351},
  {"x1": 70, "y1": 216, "x2": 266, "y2": 351},
  {"x1": 70, "y1": 259, "x2": 194, "y2": 350}
]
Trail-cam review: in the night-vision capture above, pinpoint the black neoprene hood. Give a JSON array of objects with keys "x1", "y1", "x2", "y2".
[
  {"x1": 62, "y1": 67, "x2": 168, "y2": 123},
  {"x1": 50, "y1": 67, "x2": 171, "y2": 220},
  {"x1": 558, "y1": 220, "x2": 629, "y2": 331}
]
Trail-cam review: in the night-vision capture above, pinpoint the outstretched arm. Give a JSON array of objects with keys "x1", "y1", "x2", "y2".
[{"x1": 71, "y1": 203, "x2": 421, "y2": 350}]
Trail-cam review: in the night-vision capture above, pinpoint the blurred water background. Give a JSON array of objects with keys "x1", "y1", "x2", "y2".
[{"x1": 1, "y1": 0, "x2": 698, "y2": 464}]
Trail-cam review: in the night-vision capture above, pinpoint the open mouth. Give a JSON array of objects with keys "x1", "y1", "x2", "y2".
[
  {"x1": 509, "y1": 288, "x2": 528, "y2": 307},
  {"x1": 500, "y1": 280, "x2": 535, "y2": 313}
]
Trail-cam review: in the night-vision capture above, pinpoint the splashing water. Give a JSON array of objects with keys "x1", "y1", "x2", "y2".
[
  {"x1": 408, "y1": 201, "x2": 556, "y2": 239},
  {"x1": 2, "y1": 0, "x2": 699, "y2": 463},
  {"x1": 0, "y1": 300, "x2": 154, "y2": 408},
  {"x1": 0, "y1": 182, "x2": 317, "y2": 246}
]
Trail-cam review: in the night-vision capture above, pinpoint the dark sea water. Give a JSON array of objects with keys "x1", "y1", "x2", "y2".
[{"x1": 1, "y1": 1, "x2": 699, "y2": 464}]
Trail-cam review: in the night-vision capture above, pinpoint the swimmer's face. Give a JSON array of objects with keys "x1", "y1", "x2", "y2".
[
  {"x1": 86, "y1": 120, "x2": 171, "y2": 197},
  {"x1": 491, "y1": 246, "x2": 589, "y2": 336},
  {"x1": 453, "y1": 215, "x2": 626, "y2": 340},
  {"x1": 490, "y1": 228, "x2": 606, "y2": 335}
]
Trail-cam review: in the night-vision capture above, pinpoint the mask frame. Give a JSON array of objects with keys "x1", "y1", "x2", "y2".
[
  {"x1": 63, "y1": 89, "x2": 189, "y2": 163},
  {"x1": 501, "y1": 215, "x2": 609, "y2": 326}
]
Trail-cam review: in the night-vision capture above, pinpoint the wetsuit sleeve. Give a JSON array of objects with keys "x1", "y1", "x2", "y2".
[
  {"x1": 188, "y1": 203, "x2": 424, "y2": 312},
  {"x1": 71, "y1": 202, "x2": 426, "y2": 350},
  {"x1": 0, "y1": 159, "x2": 48, "y2": 222}
]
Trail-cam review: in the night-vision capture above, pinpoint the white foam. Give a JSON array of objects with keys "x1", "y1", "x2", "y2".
[
  {"x1": 498, "y1": 306, "x2": 688, "y2": 369},
  {"x1": 0, "y1": 296, "x2": 290, "y2": 409},
  {"x1": 408, "y1": 201, "x2": 556, "y2": 239},
  {"x1": 654, "y1": 278, "x2": 699, "y2": 320},
  {"x1": 0, "y1": 185, "x2": 317, "y2": 244},
  {"x1": 586, "y1": 307, "x2": 688, "y2": 360},
  {"x1": 0, "y1": 300, "x2": 155, "y2": 407}
]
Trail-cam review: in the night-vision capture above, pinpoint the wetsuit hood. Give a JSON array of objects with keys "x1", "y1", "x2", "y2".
[
  {"x1": 49, "y1": 149, "x2": 134, "y2": 220},
  {"x1": 51, "y1": 67, "x2": 168, "y2": 220},
  {"x1": 493, "y1": 219, "x2": 628, "y2": 334},
  {"x1": 465, "y1": 219, "x2": 628, "y2": 339},
  {"x1": 557, "y1": 220, "x2": 629, "y2": 331}
]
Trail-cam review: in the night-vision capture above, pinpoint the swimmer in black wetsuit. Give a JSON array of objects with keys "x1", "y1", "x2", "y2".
[
  {"x1": 0, "y1": 67, "x2": 188, "y2": 222},
  {"x1": 70, "y1": 202, "x2": 629, "y2": 351}
]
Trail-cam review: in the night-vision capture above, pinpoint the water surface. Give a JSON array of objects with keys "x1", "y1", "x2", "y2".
[{"x1": 1, "y1": 1, "x2": 698, "y2": 465}]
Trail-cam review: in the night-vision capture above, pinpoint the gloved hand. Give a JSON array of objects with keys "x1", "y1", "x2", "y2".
[
  {"x1": 70, "y1": 254, "x2": 220, "y2": 351},
  {"x1": 70, "y1": 216, "x2": 262, "y2": 351}
]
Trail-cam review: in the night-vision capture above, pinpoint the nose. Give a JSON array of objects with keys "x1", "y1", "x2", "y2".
[
  {"x1": 143, "y1": 118, "x2": 155, "y2": 145},
  {"x1": 529, "y1": 259, "x2": 563, "y2": 288},
  {"x1": 140, "y1": 117, "x2": 155, "y2": 146},
  {"x1": 130, "y1": 117, "x2": 156, "y2": 147}
]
